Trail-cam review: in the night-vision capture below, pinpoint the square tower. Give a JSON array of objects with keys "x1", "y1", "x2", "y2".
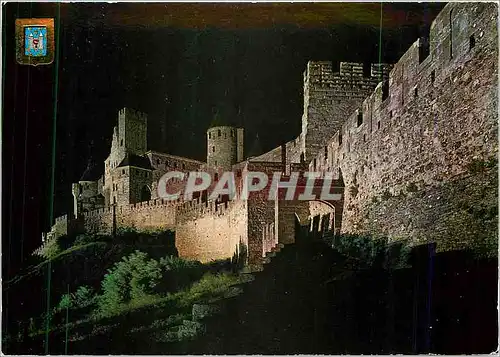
[
  {"x1": 118, "y1": 108, "x2": 148, "y2": 156},
  {"x1": 301, "y1": 61, "x2": 392, "y2": 160}
]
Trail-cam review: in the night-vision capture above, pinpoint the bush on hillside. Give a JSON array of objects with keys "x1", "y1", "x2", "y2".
[
  {"x1": 97, "y1": 250, "x2": 162, "y2": 316},
  {"x1": 73, "y1": 233, "x2": 97, "y2": 246},
  {"x1": 157, "y1": 256, "x2": 205, "y2": 293},
  {"x1": 56, "y1": 285, "x2": 97, "y2": 313},
  {"x1": 38, "y1": 235, "x2": 64, "y2": 259},
  {"x1": 74, "y1": 285, "x2": 97, "y2": 308}
]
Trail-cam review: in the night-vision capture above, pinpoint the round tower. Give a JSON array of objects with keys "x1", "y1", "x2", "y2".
[{"x1": 207, "y1": 125, "x2": 238, "y2": 170}]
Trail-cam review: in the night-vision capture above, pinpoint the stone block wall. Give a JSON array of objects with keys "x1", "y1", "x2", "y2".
[
  {"x1": 175, "y1": 198, "x2": 248, "y2": 264},
  {"x1": 275, "y1": 199, "x2": 309, "y2": 245},
  {"x1": 147, "y1": 151, "x2": 204, "y2": 200},
  {"x1": 83, "y1": 207, "x2": 114, "y2": 235},
  {"x1": 83, "y1": 198, "x2": 178, "y2": 234},
  {"x1": 52, "y1": 214, "x2": 68, "y2": 237},
  {"x1": 302, "y1": 61, "x2": 392, "y2": 161},
  {"x1": 245, "y1": 161, "x2": 286, "y2": 264},
  {"x1": 251, "y1": 134, "x2": 304, "y2": 165},
  {"x1": 309, "y1": 2, "x2": 497, "y2": 249},
  {"x1": 250, "y1": 145, "x2": 282, "y2": 162}
]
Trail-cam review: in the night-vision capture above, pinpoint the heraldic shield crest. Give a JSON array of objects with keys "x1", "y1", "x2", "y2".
[
  {"x1": 16, "y1": 18, "x2": 55, "y2": 66},
  {"x1": 25, "y1": 26, "x2": 47, "y2": 56}
]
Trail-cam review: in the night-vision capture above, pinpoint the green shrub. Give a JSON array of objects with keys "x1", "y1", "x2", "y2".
[
  {"x1": 73, "y1": 234, "x2": 95, "y2": 246},
  {"x1": 39, "y1": 236, "x2": 63, "y2": 259},
  {"x1": 57, "y1": 293, "x2": 73, "y2": 311},
  {"x1": 74, "y1": 285, "x2": 97, "y2": 308},
  {"x1": 174, "y1": 273, "x2": 241, "y2": 307},
  {"x1": 97, "y1": 250, "x2": 162, "y2": 316},
  {"x1": 157, "y1": 256, "x2": 205, "y2": 293}
]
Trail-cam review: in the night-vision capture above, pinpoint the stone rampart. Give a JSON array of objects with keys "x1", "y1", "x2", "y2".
[{"x1": 309, "y1": 2, "x2": 497, "y2": 249}]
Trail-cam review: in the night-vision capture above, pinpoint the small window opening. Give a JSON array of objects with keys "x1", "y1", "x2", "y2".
[
  {"x1": 390, "y1": 111, "x2": 393, "y2": 119},
  {"x1": 313, "y1": 158, "x2": 317, "y2": 170},
  {"x1": 357, "y1": 111, "x2": 363, "y2": 126},
  {"x1": 212, "y1": 146, "x2": 215, "y2": 153},
  {"x1": 209, "y1": 132, "x2": 211, "y2": 139},
  {"x1": 431, "y1": 70, "x2": 435, "y2": 84},
  {"x1": 362, "y1": 62, "x2": 371, "y2": 78},
  {"x1": 382, "y1": 80, "x2": 389, "y2": 101},
  {"x1": 377, "y1": 121, "x2": 381, "y2": 130},
  {"x1": 324, "y1": 146, "x2": 328, "y2": 160},
  {"x1": 218, "y1": 129, "x2": 221, "y2": 137},
  {"x1": 469, "y1": 35, "x2": 475, "y2": 50},
  {"x1": 418, "y1": 37, "x2": 430, "y2": 63},
  {"x1": 449, "y1": 9, "x2": 454, "y2": 59},
  {"x1": 339, "y1": 134, "x2": 343, "y2": 145},
  {"x1": 414, "y1": 87, "x2": 418, "y2": 98},
  {"x1": 120, "y1": 139, "x2": 123, "y2": 146},
  {"x1": 363, "y1": 134, "x2": 366, "y2": 142}
]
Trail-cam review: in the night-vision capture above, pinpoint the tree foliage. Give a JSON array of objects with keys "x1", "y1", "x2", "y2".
[{"x1": 97, "y1": 250, "x2": 162, "y2": 315}]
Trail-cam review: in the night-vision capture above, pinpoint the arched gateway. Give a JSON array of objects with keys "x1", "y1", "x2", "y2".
[{"x1": 247, "y1": 163, "x2": 345, "y2": 267}]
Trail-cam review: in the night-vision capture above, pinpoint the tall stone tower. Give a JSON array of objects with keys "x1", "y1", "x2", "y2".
[
  {"x1": 103, "y1": 108, "x2": 149, "y2": 206},
  {"x1": 207, "y1": 125, "x2": 242, "y2": 170},
  {"x1": 118, "y1": 108, "x2": 147, "y2": 155},
  {"x1": 206, "y1": 112, "x2": 244, "y2": 170},
  {"x1": 301, "y1": 61, "x2": 392, "y2": 160}
]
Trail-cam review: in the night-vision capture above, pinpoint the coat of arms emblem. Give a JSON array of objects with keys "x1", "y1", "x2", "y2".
[
  {"x1": 15, "y1": 18, "x2": 54, "y2": 66},
  {"x1": 25, "y1": 26, "x2": 47, "y2": 57}
]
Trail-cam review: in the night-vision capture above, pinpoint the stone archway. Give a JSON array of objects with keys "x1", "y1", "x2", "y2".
[{"x1": 308, "y1": 199, "x2": 343, "y2": 235}]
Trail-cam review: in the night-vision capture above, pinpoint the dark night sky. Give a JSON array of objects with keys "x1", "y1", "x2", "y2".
[{"x1": 3, "y1": 2, "x2": 444, "y2": 275}]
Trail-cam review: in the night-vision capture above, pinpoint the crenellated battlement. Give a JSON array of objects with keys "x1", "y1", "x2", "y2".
[
  {"x1": 118, "y1": 107, "x2": 148, "y2": 122},
  {"x1": 128, "y1": 198, "x2": 181, "y2": 211},
  {"x1": 83, "y1": 206, "x2": 113, "y2": 217},
  {"x1": 83, "y1": 197, "x2": 182, "y2": 217},
  {"x1": 314, "y1": 2, "x2": 497, "y2": 168},
  {"x1": 305, "y1": 61, "x2": 393, "y2": 98},
  {"x1": 176, "y1": 197, "x2": 237, "y2": 223},
  {"x1": 55, "y1": 214, "x2": 68, "y2": 223},
  {"x1": 309, "y1": 2, "x2": 497, "y2": 244}
]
